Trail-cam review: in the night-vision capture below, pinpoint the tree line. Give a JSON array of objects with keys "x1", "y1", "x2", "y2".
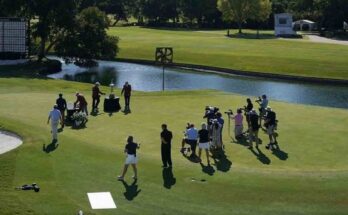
[{"x1": 0, "y1": 0, "x2": 347, "y2": 62}]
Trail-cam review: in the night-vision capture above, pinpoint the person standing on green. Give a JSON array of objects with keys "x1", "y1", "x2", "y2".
[
  {"x1": 56, "y1": 93, "x2": 67, "y2": 129},
  {"x1": 161, "y1": 124, "x2": 173, "y2": 168},
  {"x1": 121, "y1": 82, "x2": 132, "y2": 112}
]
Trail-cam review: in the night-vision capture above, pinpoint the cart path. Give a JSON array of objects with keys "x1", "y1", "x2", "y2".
[
  {"x1": 0, "y1": 130, "x2": 23, "y2": 155},
  {"x1": 307, "y1": 35, "x2": 348, "y2": 45}
]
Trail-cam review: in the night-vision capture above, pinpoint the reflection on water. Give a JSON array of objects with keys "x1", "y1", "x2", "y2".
[
  {"x1": 48, "y1": 57, "x2": 348, "y2": 109},
  {"x1": 63, "y1": 67, "x2": 116, "y2": 85}
]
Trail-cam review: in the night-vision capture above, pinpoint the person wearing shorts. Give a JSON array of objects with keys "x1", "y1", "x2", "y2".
[
  {"x1": 198, "y1": 123, "x2": 210, "y2": 165},
  {"x1": 118, "y1": 136, "x2": 140, "y2": 181}
]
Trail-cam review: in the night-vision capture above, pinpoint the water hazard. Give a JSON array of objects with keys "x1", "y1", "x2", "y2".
[{"x1": 48, "y1": 59, "x2": 348, "y2": 109}]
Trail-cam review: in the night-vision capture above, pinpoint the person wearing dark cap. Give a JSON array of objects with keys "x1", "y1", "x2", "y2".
[
  {"x1": 121, "y1": 82, "x2": 132, "y2": 112},
  {"x1": 56, "y1": 93, "x2": 67, "y2": 128},
  {"x1": 74, "y1": 93, "x2": 88, "y2": 116},
  {"x1": 92, "y1": 82, "x2": 105, "y2": 112},
  {"x1": 161, "y1": 124, "x2": 173, "y2": 168}
]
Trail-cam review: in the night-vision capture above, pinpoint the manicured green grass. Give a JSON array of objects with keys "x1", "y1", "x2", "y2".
[
  {"x1": 110, "y1": 27, "x2": 348, "y2": 80},
  {"x1": 0, "y1": 78, "x2": 347, "y2": 214}
]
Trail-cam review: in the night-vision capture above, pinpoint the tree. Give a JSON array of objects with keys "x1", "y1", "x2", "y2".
[
  {"x1": 0, "y1": 0, "x2": 24, "y2": 16},
  {"x1": 26, "y1": 0, "x2": 77, "y2": 61},
  {"x1": 179, "y1": 0, "x2": 220, "y2": 27},
  {"x1": 55, "y1": 7, "x2": 119, "y2": 66},
  {"x1": 319, "y1": 0, "x2": 348, "y2": 30},
  {"x1": 98, "y1": 0, "x2": 134, "y2": 25},
  {"x1": 217, "y1": 0, "x2": 271, "y2": 34},
  {"x1": 252, "y1": 0, "x2": 272, "y2": 38}
]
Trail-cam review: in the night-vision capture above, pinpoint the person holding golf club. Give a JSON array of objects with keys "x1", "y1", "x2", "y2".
[{"x1": 118, "y1": 136, "x2": 140, "y2": 181}]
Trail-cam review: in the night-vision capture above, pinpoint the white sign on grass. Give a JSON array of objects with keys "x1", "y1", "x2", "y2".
[{"x1": 87, "y1": 192, "x2": 117, "y2": 209}]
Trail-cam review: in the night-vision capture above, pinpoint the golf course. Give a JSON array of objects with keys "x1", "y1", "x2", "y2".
[
  {"x1": 112, "y1": 27, "x2": 348, "y2": 80},
  {"x1": 1, "y1": 0, "x2": 348, "y2": 213},
  {"x1": 0, "y1": 76, "x2": 348, "y2": 214}
]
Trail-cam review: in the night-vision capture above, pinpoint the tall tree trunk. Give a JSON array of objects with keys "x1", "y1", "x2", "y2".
[
  {"x1": 38, "y1": 37, "x2": 46, "y2": 62},
  {"x1": 238, "y1": 21, "x2": 243, "y2": 34}
]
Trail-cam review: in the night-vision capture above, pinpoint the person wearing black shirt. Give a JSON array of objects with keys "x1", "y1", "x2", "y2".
[
  {"x1": 92, "y1": 82, "x2": 105, "y2": 112},
  {"x1": 118, "y1": 136, "x2": 140, "y2": 181},
  {"x1": 244, "y1": 98, "x2": 253, "y2": 129},
  {"x1": 248, "y1": 110, "x2": 260, "y2": 149},
  {"x1": 121, "y1": 82, "x2": 132, "y2": 112},
  {"x1": 56, "y1": 93, "x2": 67, "y2": 129},
  {"x1": 161, "y1": 124, "x2": 173, "y2": 168},
  {"x1": 264, "y1": 107, "x2": 278, "y2": 150},
  {"x1": 198, "y1": 123, "x2": 210, "y2": 165}
]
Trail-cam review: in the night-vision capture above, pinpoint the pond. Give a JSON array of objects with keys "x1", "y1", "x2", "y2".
[{"x1": 48, "y1": 58, "x2": 348, "y2": 109}]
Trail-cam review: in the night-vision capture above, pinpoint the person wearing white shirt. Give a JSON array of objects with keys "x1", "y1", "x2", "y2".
[
  {"x1": 47, "y1": 105, "x2": 62, "y2": 143},
  {"x1": 181, "y1": 123, "x2": 198, "y2": 158}
]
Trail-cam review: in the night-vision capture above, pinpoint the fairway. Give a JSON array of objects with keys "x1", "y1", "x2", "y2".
[
  {"x1": 111, "y1": 27, "x2": 348, "y2": 80},
  {"x1": 0, "y1": 78, "x2": 347, "y2": 215}
]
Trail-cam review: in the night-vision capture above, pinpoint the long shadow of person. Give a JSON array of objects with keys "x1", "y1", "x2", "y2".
[
  {"x1": 42, "y1": 140, "x2": 58, "y2": 153},
  {"x1": 121, "y1": 180, "x2": 141, "y2": 201},
  {"x1": 200, "y1": 163, "x2": 215, "y2": 176},
  {"x1": 272, "y1": 147, "x2": 289, "y2": 161},
  {"x1": 162, "y1": 167, "x2": 176, "y2": 189},
  {"x1": 232, "y1": 135, "x2": 249, "y2": 147},
  {"x1": 249, "y1": 147, "x2": 271, "y2": 165},
  {"x1": 211, "y1": 150, "x2": 232, "y2": 172}
]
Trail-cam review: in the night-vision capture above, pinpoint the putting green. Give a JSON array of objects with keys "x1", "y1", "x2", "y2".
[{"x1": 0, "y1": 78, "x2": 347, "y2": 215}]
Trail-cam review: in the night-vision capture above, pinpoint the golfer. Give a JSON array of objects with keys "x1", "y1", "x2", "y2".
[
  {"x1": 198, "y1": 123, "x2": 210, "y2": 166},
  {"x1": 121, "y1": 82, "x2": 132, "y2": 112},
  {"x1": 118, "y1": 136, "x2": 140, "y2": 181},
  {"x1": 47, "y1": 105, "x2": 62, "y2": 143},
  {"x1": 92, "y1": 82, "x2": 105, "y2": 112}
]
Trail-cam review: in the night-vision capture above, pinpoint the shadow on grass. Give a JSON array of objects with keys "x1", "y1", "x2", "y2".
[
  {"x1": 200, "y1": 163, "x2": 215, "y2": 176},
  {"x1": 272, "y1": 147, "x2": 289, "y2": 161},
  {"x1": 211, "y1": 150, "x2": 232, "y2": 172},
  {"x1": 42, "y1": 140, "x2": 58, "y2": 153},
  {"x1": 122, "y1": 109, "x2": 131, "y2": 115},
  {"x1": 226, "y1": 32, "x2": 276, "y2": 40},
  {"x1": 183, "y1": 153, "x2": 200, "y2": 164},
  {"x1": 249, "y1": 147, "x2": 271, "y2": 165},
  {"x1": 162, "y1": 167, "x2": 176, "y2": 189},
  {"x1": 90, "y1": 110, "x2": 105, "y2": 117},
  {"x1": 140, "y1": 26, "x2": 199, "y2": 32},
  {"x1": 121, "y1": 179, "x2": 141, "y2": 201},
  {"x1": 232, "y1": 135, "x2": 249, "y2": 147}
]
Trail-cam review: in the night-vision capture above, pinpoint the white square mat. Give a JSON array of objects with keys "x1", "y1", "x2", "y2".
[{"x1": 87, "y1": 192, "x2": 117, "y2": 209}]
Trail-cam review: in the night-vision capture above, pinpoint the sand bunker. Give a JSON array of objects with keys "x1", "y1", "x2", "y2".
[{"x1": 0, "y1": 130, "x2": 23, "y2": 155}]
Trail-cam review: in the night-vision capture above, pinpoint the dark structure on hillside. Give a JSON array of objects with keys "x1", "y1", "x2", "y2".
[{"x1": 0, "y1": 17, "x2": 29, "y2": 60}]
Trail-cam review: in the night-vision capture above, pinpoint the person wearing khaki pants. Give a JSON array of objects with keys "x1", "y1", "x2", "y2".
[{"x1": 47, "y1": 105, "x2": 62, "y2": 143}]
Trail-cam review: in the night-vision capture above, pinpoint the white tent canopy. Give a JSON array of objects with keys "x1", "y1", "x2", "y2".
[{"x1": 293, "y1": 19, "x2": 316, "y2": 31}]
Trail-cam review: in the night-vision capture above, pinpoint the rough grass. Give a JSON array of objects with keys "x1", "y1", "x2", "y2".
[
  {"x1": 0, "y1": 78, "x2": 347, "y2": 214},
  {"x1": 110, "y1": 27, "x2": 348, "y2": 80}
]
